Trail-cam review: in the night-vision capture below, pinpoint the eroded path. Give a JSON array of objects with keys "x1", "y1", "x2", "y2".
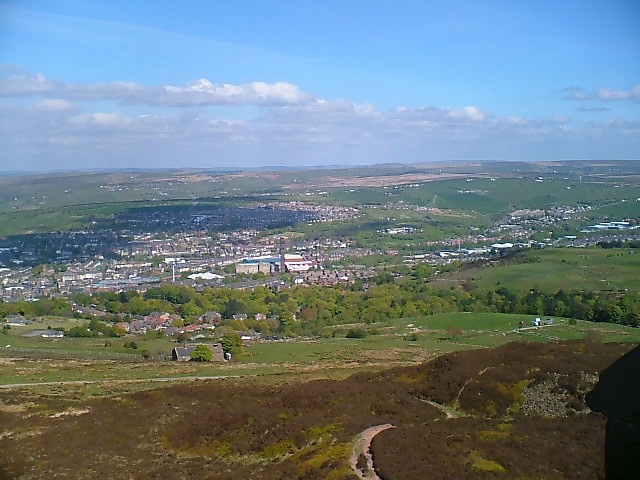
[{"x1": 350, "y1": 423, "x2": 395, "y2": 480}]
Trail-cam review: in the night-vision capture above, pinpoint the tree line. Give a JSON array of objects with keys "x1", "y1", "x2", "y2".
[{"x1": 2, "y1": 266, "x2": 638, "y2": 336}]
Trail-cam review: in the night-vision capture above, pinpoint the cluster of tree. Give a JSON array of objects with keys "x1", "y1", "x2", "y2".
[
  {"x1": 465, "y1": 287, "x2": 639, "y2": 326},
  {"x1": 0, "y1": 296, "x2": 74, "y2": 318},
  {"x1": 31, "y1": 263, "x2": 68, "y2": 276},
  {"x1": 597, "y1": 240, "x2": 640, "y2": 249},
  {"x1": 66, "y1": 318, "x2": 126, "y2": 338},
  {"x1": 3, "y1": 265, "x2": 639, "y2": 335}
]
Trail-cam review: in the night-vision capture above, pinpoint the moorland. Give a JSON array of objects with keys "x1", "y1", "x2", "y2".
[{"x1": 1, "y1": 160, "x2": 639, "y2": 479}]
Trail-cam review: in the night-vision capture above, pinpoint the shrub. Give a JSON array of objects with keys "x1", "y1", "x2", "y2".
[
  {"x1": 446, "y1": 325, "x2": 463, "y2": 338},
  {"x1": 346, "y1": 328, "x2": 367, "y2": 339}
]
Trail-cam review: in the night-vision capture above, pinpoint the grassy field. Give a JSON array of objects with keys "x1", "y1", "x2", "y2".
[
  {"x1": 431, "y1": 246, "x2": 640, "y2": 292},
  {"x1": 328, "y1": 176, "x2": 640, "y2": 215},
  {"x1": 3, "y1": 311, "x2": 638, "y2": 388}
]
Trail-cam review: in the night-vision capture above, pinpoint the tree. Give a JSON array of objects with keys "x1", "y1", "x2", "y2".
[
  {"x1": 223, "y1": 298, "x2": 247, "y2": 319},
  {"x1": 220, "y1": 333, "x2": 243, "y2": 357},
  {"x1": 67, "y1": 325, "x2": 91, "y2": 337},
  {"x1": 190, "y1": 344, "x2": 212, "y2": 362},
  {"x1": 171, "y1": 317, "x2": 185, "y2": 328}
]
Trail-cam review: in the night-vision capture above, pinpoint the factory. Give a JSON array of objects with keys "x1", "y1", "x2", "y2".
[{"x1": 235, "y1": 253, "x2": 314, "y2": 274}]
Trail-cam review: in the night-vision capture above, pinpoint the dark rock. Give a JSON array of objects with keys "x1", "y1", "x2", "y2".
[{"x1": 587, "y1": 344, "x2": 640, "y2": 480}]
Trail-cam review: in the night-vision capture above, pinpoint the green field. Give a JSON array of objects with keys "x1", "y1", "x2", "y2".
[
  {"x1": 1, "y1": 162, "x2": 639, "y2": 237},
  {"x1": 329, "y1": 176, "x2": 640, "y2": 215},
  {"x1": 427, "y1": 246, "x2": 640, "y2": 292},
  {"x1": 3, "y1": 311, "x2": 639, "y2": 387}
]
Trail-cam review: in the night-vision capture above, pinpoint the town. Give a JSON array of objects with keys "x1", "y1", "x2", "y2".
[{"x1": 1, "y1": 196, "x2": 637, "y2": 302}]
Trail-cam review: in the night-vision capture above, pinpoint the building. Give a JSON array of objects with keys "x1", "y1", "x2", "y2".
[
  {"x1": 171, "y1": 343, "x2": 225, "y2": 362},
  {"x1": 236, "y1": 257, "x2": 281, "y2": 275},
  {"x1": 235, "y1": 253, "x2": 314, "y2": 274},
  {"x1": 22, "y1": 329, "x2": 64, "y2": 338},
  {"x1": 282, "y1": 254, "x2": 314, "y2": 273},
  {"x1": 4, "y1": 315, "x2": 29, "y2": 326}
]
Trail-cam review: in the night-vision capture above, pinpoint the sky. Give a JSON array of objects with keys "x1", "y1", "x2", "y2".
[{"x1": 0, "y1": 0, "x2": 639, "y2": 173}]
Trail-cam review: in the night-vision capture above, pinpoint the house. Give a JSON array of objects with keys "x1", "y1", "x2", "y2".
[
  {"x1": 176, "y1": 324, "x2": 201, "y2": 334},
  {"x1": 200, "y1": 311, "x2": 222, "y2": 325},
  {"x1": 4, "y1": 315, "x2": 29, "y2": 326},
  {"x1": 22, "y1": 329, "x2": 64, "y2": 338},
  {"x1": 236, "y1": 330, "x2": 260, "y2": 343},
  {"x1": 114, "y1": 322, "x2": 130, "y2": 333},
  {"x1": 171, "y1": 343, "x2": 225, "y2": 362},
  {"x1": 163, "y1": 327, "x2": 179, "y2": 336},
  {"x1": 144, "y1": 312, "x2": 181, "y2": 330}
]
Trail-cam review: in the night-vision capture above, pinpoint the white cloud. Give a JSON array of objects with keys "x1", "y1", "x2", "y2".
[
  {"x1": 562, "y1": 85, "x2": 640, "y2": 101},
  {"x1": 1, "y1": 73, "x2": 639, "y2": 172},
  {"x1": 0, "y1": 73, "x2": 59, "y2": 96},
  {"x1": 447, "y1": 106, "x2": 487, "y2": 122},
  {"x1": 0, "y1": 73, "x2": 314, "y2": 107},
  {"x1": 502, "y1": 116, "x2": 528, "y2": 125},
  {"x1": 596, "y1": 85, "x2": 640, "y2": 100},
  {"x1": 71, "y1": 112, "x2": 132, "y2": 127},
  {"x1": 577, "y1": 106, "x2": 610, "y2": 112},
  {"x1": 34, "y1": 98, "x2": 76, "y2": 111},
  {"x1": 157, "y1": 79, "x2": 313, "y2": 106}
]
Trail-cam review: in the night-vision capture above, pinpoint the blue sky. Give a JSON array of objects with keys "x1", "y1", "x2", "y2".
[{"x1": 1, "y1": 0, "x2": 638, "y2": 172}]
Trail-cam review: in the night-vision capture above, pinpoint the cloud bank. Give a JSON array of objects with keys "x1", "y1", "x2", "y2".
[
  {"x1": 0, "y1": 74, "x2": 314, "y2": 106},
  {"x1": 1, "y1": 72, "x2": 638, "y2": 172},
  {"x1": 561, "y1": 85, "x2": 640, "y2": 101}
]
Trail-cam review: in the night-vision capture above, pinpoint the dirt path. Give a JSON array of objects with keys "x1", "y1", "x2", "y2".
[
  {"x1": 350, "y1": 424, "x2": 395, "y2": 480},
  {"x1": 453, "y1": 366, "x2": 491, "y2": 409},
  {"x1": 422, "y1": 399, "x2": 456, "y2": 418}
]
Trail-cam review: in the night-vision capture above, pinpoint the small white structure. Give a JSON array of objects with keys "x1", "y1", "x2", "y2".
[{"x1": 187, "y1": 272, "x2": 224, "y2": 281}]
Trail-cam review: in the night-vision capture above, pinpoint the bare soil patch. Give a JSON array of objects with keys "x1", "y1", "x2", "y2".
[{"x1": 282, "y1": 173, "x2": 469, "y2": 189}]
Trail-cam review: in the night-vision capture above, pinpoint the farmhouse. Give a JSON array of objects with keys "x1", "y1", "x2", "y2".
[
  {"x1": 171, "y1": 343, "x2": 225, "y2": 362},
  {"x1": 4, "y1": 315, "x2": 29, "y2": 326},
  {"x1": 22, "y1": 329, "x2": 64, "y2": 338}
]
